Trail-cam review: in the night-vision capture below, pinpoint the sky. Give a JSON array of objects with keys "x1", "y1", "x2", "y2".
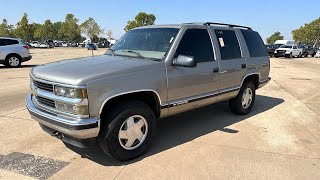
[{"x1": 0, "y1": 0, "x2": 319, "y2": 41}]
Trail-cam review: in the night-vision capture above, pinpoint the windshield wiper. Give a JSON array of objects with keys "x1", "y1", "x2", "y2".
[{"x1": 122, "y1": 50, "x2": 145, "y2": 59}]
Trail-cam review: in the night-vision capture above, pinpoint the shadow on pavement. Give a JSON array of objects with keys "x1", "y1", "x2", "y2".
[
  {"x1": 0, "y1": 64, "x2": 38, "y2": 69},
  {"x1": 67, "y1": 95, "x2": 284, "y2": 166}
]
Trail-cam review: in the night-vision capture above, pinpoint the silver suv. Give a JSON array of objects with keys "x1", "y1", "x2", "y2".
[
  {"x1": 26, "y1": 22, "x2": 270, "y2": 161},
  {"x1": 0, "y1": 37, "x2": 32, "y2": 67}
]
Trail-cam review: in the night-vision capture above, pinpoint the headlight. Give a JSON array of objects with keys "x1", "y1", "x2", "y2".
[
  {"x1": 54, "y1": 86, "x2": 87, "y2": 98},
  {"x1": 56, "y1": 102, "x2": 89, "y2": 115}
]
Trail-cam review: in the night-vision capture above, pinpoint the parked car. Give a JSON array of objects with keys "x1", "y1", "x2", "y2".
[
  {"x1": 315, "y1": 50, "x2": 320, "y2": 58},
  {"x1": 39, "y1": 43, "x2": 49, "y2": 48},
  {"x1": 45, "y1": 39, "x2": 55, "y2": 48},
  {"x1": 274, "y1": 40, "x2": 295, "y2": 45},
  {"x1": 30, "y1": 41, "x2": 40, "y2": 48},
  {"x1": 0, "y1": 37, "x2": 32, "y2": 67},
  {"x1": 274, "y1": 44, "x2": 303, "y2": 58},
  {"x1": 303, "y1": 46, "x2": 317, "y2": 57},
  {"x1": 26, "y1": 22, "x2": 270, "y2": 161},
  {"x1": 86, "y1": 43, "x2": 97, "y2": 50},
  {"x1": 265, "y1": 44, "x2": 277, "y2": 57}
]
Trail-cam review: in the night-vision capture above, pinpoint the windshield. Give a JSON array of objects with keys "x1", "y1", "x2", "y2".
[
  {"x1": 280, "y1": 45, "x2": 293, "y2": 48},
  {"x1": 105, "y1": 28, "x2": 179, "y2": 60}
]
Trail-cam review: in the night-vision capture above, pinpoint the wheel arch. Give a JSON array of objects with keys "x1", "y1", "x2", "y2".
[
  {"x1": 99, "y1": 90, "x2": 162, "y2": 119},
  {"x1": 6, "y1": 53, "x2": 22, "y2": 60},
  {"x1": 240, "y1": 73, "x2": 260, "y2": 89}
]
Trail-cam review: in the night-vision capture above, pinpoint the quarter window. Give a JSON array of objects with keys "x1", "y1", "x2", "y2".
[
  {"x1": 176, "y1": 29, "x2": 214, "y2": 63},
  {"x1": 240, "y1": 30, "x2": 267, "y2": 57},
  {"x1": 214, "y1": 30, "x2": 242, "y2": 60}
]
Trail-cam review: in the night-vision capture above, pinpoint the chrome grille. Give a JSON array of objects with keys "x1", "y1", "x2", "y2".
[
  {"x1": 36, "y1": 96, "x2": 56, "y2": 108},
  {"x1": 33, "y1": 80, "x2": 54, "y2": 92}
]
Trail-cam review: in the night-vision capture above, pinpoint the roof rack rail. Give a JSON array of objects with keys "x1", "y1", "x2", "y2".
[{"x1": 203, "y1": 22, "x2": 252, "y2": 30}]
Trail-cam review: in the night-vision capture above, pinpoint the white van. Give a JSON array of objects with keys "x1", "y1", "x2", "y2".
[{"x1": 274, "y1": 40, "x2": 294, "y2": 45}]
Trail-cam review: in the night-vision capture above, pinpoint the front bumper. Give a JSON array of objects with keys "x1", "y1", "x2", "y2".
[{"x1": 26, "y1": 94, "x2": 100, "y2": 139}]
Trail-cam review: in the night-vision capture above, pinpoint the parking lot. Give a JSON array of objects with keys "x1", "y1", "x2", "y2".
[{"x1": 0, "y1": 48, "x2": 320, "y2": 179}]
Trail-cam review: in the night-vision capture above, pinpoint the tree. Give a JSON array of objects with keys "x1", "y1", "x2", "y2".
[
  {"x1": 292, "y1": 18, "x2": 320, "y2": 46},
  {"x1": 34, "y1": 20, "x2": 54, "y2": 41},
  {"x1": 80, "y1": 17, "x2": 103, "y2": 41},
  {"x1": 58, "y1": 14, "x2": 81, "y2": 42},
  {"x1": 106, "y1": 30, "x2": 113, "y2": 39},
  {"x1": 124, "y1": 12, "x2": 156, "y2": 32},
  {"x1": 266, "y1": 32, "x2": 284, "y2": 44},
  {"x1": 0, "y1": 19, "x2": 13, "y2": 37},
  {"x1": 13, "y1": 13, "x2": 33, "y2": 41}
]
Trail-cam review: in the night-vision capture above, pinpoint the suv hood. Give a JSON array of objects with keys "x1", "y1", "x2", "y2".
[{"x1": 31, "y1": 55, "x2": 164, "y2": 85}]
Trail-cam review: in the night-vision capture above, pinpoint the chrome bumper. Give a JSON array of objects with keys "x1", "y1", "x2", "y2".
[{"x1": 26, "y1": 94, "x2": 100, "y2": 139}]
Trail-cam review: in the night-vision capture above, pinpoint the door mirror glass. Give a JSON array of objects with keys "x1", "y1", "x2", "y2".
[{"x1": 173, "y1": 55, "x2": 197, "y2": 68}]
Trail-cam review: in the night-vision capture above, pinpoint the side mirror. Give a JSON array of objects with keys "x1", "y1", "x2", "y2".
[{"x1": 173, "y1": 55, "x2": 197, "y2": 68}]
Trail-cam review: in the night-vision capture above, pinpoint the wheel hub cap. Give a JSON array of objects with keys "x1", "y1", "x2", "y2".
[
  {"x1": 118, "y1": 115, "x2": 148, "y2": 150},
  {"x1": 9, "y1": 57, "x2": 19, "y2": 66},
  {"x1": 242, "y1": 88, "x2": 253, "y2": 109}
]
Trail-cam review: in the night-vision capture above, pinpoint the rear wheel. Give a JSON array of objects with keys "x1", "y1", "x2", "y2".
[
  {"x1": 98, "y1": 101, "x2": 156, "y2": 161},
  {"x1": 229, "y1": 81, "x2": 256, "y2": 115},
  {"x1": 5, "y1": 55, "x2": 21, "y2": 68}
]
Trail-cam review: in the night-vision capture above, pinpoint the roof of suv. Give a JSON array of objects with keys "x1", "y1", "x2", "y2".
[
  {"x1": 135, "y1": 22, "x2": 253, "y2": 30},
  {"x1": 0, "y1": 37, "x2": 22, "y2": 40}
]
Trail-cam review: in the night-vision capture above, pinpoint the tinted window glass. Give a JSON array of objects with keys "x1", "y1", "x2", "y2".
[
  {"x1": 0, "y1": 39, "x2": 19, "y2": 46},
  {"x1": 241, "y1": 30, "x2": 268, "y2": 57},
  {"x1": 0, "y1": 39, "x2": 4, "y2": 46},
  {"x1": 215, "y1": 30, "x2": 241, "y2": 60},
  {"x1": 176, "y1": 29, "x2": 214, "y2": 63}
]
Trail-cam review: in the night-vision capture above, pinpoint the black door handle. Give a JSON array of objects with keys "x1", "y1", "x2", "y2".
[
  {"x1": 213, "y1": 68, "x2": 219, "y2": 73},
  {"x1": 241, "y1": 64, "x2": 247, "y2": 68}
]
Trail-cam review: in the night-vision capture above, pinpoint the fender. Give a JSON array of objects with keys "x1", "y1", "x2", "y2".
[{"x1": 98, "y1": 89, "x2": 162, "y2": 114}]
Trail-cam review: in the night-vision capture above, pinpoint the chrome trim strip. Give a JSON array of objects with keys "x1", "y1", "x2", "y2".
[
  {"x1": 99, "y1": 89, "x2": 163, "y2": 114},
  {"x1": 30, "y1": 73, "x2": 86, "y2": 89}
]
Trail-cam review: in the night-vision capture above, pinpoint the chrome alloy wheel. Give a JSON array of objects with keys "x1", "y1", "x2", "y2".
[
  {"x1": 8, "y1": 57, "x2": 20, "y2": 67},
  {"x1": 242, "y1": 88, "x2": 253, "y2": 109},
  {"x1": 118, "y1": 115, "x2": 148, "y2": 150}
]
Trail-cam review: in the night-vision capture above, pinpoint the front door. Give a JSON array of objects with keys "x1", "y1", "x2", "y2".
[{"x1": 166, "y1": 28, "x2": 220, "y2": 115}]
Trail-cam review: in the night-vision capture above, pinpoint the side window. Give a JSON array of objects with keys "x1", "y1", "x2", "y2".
[
  {"x1": 1, "y1": 39, "x2": 19, "y2": 46},
  {"x1": 293, "y1": 46, "x2": 297, "y2": 49},
  {"x1": 240, "y1": 29, "x2": 267, "y2": 57},
  {"x1": 0, "y1": 39, "x2": 4, "y2": 46},
  {"x1": 176, "y1": 29, "x2": 214, "y2": 63},
  {"x1": 215, "y1": 30, "x2": 242, "y2": 60}
]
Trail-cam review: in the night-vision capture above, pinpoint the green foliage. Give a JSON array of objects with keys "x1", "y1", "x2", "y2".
[
  {"x1": 80, "y1": 17, "x2": 103, "y2": 41},
  {"x1": 124, "y1": 12, "x2": 156, "y2": 32},
  {"x1": 0, "y1": 19, "x2": 13, "y2": 37},
  {"x1": 58, "y1": 14, "x2": 82, "y2": 42},
  {"x1": 34, "y1": 20, "x2": 55, "y2": 41},
  {"x1": 266, "y1": 32, "x2": 284, "y2": 44},
  {"x1": 12, "y1": 13, "x2": 33, "y2": 41},
  {"x1": 292, "y1": 18, "x2": 320, "y2": 45}
]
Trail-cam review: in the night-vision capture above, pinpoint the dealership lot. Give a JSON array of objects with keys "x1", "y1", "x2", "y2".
[{"x1": 0, "y1": 48, "x2": 320, "y2": 179}]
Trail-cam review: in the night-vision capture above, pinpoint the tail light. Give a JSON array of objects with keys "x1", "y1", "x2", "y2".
[{"x1": 23, "y1": 45, "x2": 29, "y2": 49}]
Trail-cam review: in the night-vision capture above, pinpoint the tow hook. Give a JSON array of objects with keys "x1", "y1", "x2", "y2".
[{"x1": 51, "y1": 131, "x2": 64, "y2": 139}]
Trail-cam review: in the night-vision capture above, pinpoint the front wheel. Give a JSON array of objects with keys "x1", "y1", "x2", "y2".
[
  {"x1": 229, "y1": 81, "x2": 256, "y2": 115},
  {"x1": 98, "y1": 101, "x2": 156, "y2": 161}
]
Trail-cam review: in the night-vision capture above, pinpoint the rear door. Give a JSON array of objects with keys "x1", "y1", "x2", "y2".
[{"x1": 211, "y1": 28, "x2": 246, "y2": 99}]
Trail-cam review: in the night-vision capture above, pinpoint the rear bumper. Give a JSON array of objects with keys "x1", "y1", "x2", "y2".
[
  {"x1": 22, "y1": 55, "x2": 32, "y2": 62},
  {"x1": 259, "y1": 77, "x2": 271, "y2": 88},
  {"x1": 26, "y1": 94, "x2": 100, "y2": 139}
]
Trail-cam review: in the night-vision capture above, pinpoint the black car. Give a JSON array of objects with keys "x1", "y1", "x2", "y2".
[
  {"x1": 265, "y1": 44, "x2": 282, "y2": 57},
  {"x1": 45, "y1": 39, "x2": 55, "y2": 48},
  {"x1": 302, "y1": 46, "x2": 317, "y2": 57}
]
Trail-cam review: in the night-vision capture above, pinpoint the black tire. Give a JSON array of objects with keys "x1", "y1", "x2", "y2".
[
  {"x1": 312, "y1": 53, "x2": 315, "y2": 57},
  {"x1": 98, "y1": 101, "x2": 156, "y2": 161},
  {"x1": 5, "y1": 55, "x2": 21, "y2": 68},
  {"x1": 229, "y1": 81, "x2": 256, "y2": 115}
]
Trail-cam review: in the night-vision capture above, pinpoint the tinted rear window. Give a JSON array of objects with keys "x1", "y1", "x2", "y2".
[
  {"x1": 0, "y1": 39, "x2": 19, "y2": 46},
  {"x1": 214, "y1": 30, "x2": 242, "y2": 60},
  {"x1": 240, "y1": 30, "x2": 267, "y2": 57}
]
